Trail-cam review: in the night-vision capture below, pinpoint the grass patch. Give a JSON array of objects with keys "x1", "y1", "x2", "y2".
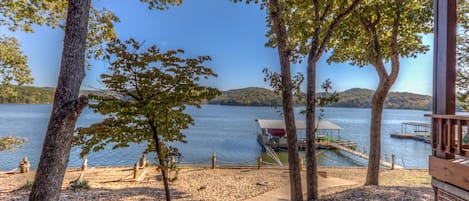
[
  {"x1": 21, "y1": 181, "x2": 33, "y2": 190},
  {"x1": 69, "y1": 180, "x2": 90, "y2": 191}
]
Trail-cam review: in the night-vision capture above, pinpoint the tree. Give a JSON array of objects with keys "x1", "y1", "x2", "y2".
[
  {"x1": 0, "y1": 36, "x2": 33, "y2": 97},
  {"x1": 277, "y1": 1, "x2": 362, "y2": 199},
  {"x1": 328, "y1": 0, "x2": 432, "y2": 185},
  {"x1": 235, "y1": 1, "x2": 360, "y2": 199},
  {"x1": 234, "y1": 0, "x2": 303, "y2": 199},
  {"x1": 29, "y1": 1, "x2": 91, "y2": 200},
  {"x1": 74, "y1": 38, "x2": 219, "y2": 201},
  {"x1": 28, "y1": 0, "x2": 181, "y2": 200},
  {"x1": 0, "y1": 1, "x2": 120, "y2": 82}
]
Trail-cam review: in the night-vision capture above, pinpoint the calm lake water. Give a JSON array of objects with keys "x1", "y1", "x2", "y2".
[{"x1": 0, "y1": 104, "x2": 432, "y2": 170}]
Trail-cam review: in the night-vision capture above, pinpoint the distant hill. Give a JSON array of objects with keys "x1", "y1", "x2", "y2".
[
  {"x1": 0, "y1": 86, "x2": 55, "y2": 104},
  {"x1": 0, "y1": 86, "x2": 433, "y2": 110},
  {"x1": 326, "y1": 88, "x2": 432, "y2": 110},
  {"x1": 0, "y1": 86, "x2": 110, "y2": 104},
  {"x1": 208, "y1": 87, "x2": 282, "y2": 106},
  {"x1": 209, "y1": 87, "x2": 432, "y2": 110}
]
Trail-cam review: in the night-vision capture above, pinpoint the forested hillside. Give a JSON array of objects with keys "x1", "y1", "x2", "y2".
[
  {"x1": 207, "y1": 87, "x2": 282, "y2": 106},
  {"x1": 0, "y1": 86, "x2": 109, "y2": 104},
  {"x1": 327, "y1": 88, "x2": 431, "y2": 110},
  {"x1": 209, "y1": 87, "x2": 432, "y2": 110},
  {"x1": 0, "y1": 86, "x2": 54, "y2": 104},
  {"x1": 0, "y1": 86, "x2": 432, "y2": 110}
]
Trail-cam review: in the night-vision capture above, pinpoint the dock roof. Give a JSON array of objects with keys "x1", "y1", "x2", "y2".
[
  {"x1": 402, "y1": 122, "x2": 431, "y2": 128},
  {"x1": 256, "y1": 119, "x2": 343, "y2": 130}
]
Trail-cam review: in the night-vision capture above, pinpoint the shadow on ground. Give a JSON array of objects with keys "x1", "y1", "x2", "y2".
[
  {"x1": 318, "y1": 186, "x2": 434, "y2": 201},
  {"x1": 4, "y1": 187, "x2": 190, "y2": 201}
]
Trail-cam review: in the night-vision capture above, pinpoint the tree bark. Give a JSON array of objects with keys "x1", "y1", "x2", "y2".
[
  {"x1": 306, "y1": 56, "x2": 318, "y2": 200},
  {"x1": 29, "y1": 0, "x2": 91, "y2": 200},
  {"x1": 365, "y1": 6, "x2": 401, "y2": 185},
  {"x1": 365, "y1": 60, "x2": 399, "y2": 185},
  {"x1": 365, "y1": 87, "x2": 385, "y2": 185},
  {"x1": 269, "y1": 0, "x2": 302, "y2": 200},
  {"x1": 151, "y1": 124, "x2": 171, "y2": 201}
]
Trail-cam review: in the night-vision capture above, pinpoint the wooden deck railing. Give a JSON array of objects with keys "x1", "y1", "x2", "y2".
[
  {"x1": 427, "y1": 114, "x2": 469, "y2": 192},
  {"x1": 428, "y1": 114, "x2": 469, "y2": 159}
]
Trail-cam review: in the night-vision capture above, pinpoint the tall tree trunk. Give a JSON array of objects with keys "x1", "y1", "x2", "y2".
[
  {"x1": 365, "y1": 89, "x2": 385, "y2": 185},
  {"x1": 269, "y1": 0, "x2": 302, "y2": 200},
  {"x1": 306, "y1": 55, "x2": 318, "y2": 200},
  {"x1": 29, "y1": 0, "x2": 90, "y2": 200},
  {"x1": 150, "y1": 124, "x2": 171, "y2": 201},
  {"x1": 365, "y1": 75, "x2": 397, "y2": 185}
]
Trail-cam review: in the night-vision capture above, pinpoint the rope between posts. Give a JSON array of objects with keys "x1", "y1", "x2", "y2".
[
  {"x1": 180, "y1": 159, "x2": 211, "y2": 164},
  {"x1": 217, "y1": 159, "x2": 257, "y2": 164},
  {"x1": 261, "y1": 161, "x2": 275, "y2": 165}
]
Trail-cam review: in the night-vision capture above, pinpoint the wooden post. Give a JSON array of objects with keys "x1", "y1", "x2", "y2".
[
  {"x1": 77, "y1": 171, "x2": 85, "y2": 182},
  {"x1": 391, "y1": 154, "x2": 396, "y2": 170},
  {"x1": 133, "y1": 163, "x2": 138, "y2": 179},
  {"x1": 81, "y1": 156, "x2": 87, "y2": 171},
  {"x1": 433, "y1": 0, "x2": 457, "y2": 116},
  {"x1": 19, "y1": 157, "x2": 30, "y2": 173},
  {"x1": 211, "y1": 152, "x2": 216, "y2": 169},
  {"x1": 139, "y1": 154, "x2": 146, "y2": 168},
  {"x1": 299, "y1": 157, "x2": 304, "y2": 171},
  {"x1": 257, "y1": 156, "x2": 262, "y2": 170}
]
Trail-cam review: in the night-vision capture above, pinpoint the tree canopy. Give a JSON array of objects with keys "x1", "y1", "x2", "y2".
[
  {"x1": 74, "y1": 38, "x2": 219, "y2": 156},
  {"x1": 74, "y1": 38, "x2": 219, "y2": 200},
  {"x1": 0, "y1": 36, "x2": 33, "y2": 97},
  {"x1": 328, "y1": 0, "x2": 432, "y2": 66},
  {"x1": 327, "y1": 0, "x2": 432, "y2": 186}
]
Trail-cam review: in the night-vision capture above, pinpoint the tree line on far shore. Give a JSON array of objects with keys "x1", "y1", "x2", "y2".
[
  {"x1": 0, "y1": 86, "x2": 432, "y2": 110},
  {"x1": 208, "y1": 87, "x2": 432, "y2": 110}
]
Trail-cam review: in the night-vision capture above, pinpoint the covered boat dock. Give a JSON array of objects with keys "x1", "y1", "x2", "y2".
[{"x1": 256, "y1": 119, "x2": 344, "y2": 150}]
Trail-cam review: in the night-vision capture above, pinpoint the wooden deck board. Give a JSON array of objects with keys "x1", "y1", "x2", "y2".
[{"x1": 320, "y1": 142, "x2": 403, "y2": 169}]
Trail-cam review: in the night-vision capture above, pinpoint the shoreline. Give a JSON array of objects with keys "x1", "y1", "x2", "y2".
[
  {"x1": 2, "y1": 164, "x2": 430, "y2": 173},
  {"x1": 1, "y1": 165, "x2": 432, "y2": 201}
]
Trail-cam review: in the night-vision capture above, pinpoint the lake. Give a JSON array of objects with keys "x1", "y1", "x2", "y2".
[{"x1": 0, "y1": 104, "x2": 432, "y2": 170}]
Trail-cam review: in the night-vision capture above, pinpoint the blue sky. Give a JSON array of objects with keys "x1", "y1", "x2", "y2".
[{"x1": 6, "y1": 0, "x2": 434, "y2": 95}]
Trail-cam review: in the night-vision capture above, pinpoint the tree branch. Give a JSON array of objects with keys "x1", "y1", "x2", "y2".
[
  {"x1": 316, "y1": 0, "x2": 362, "y2": 58},
  {"x1": 319, "y1": 3, "x2": 332, "y2": 21},
  {"x1": 389, "y1": 1, "x2": 402, "y2": 82}
]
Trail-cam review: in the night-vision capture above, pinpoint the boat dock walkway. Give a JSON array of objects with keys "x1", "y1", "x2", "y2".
[
  {"x1": 320, "y1": 141, "x2": 403, "y2": 169},
  {"x1": 390, "y1": 133, "x2": 430, "y2": 143}
]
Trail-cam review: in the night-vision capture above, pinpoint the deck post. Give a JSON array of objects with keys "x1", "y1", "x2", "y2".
[
  {"x1": 433, "y1": 0, "x2": 457, "y2": 116},
  {"x1": 211, "y1": 152, "x2": 216, "y2": 169}
]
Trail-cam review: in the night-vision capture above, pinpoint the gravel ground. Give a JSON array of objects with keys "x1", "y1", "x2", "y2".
[
  {"x1": 0, "y1": 166, "x2": 432, "y2": 201},
  {"x1": 318, "y1": 186, "x2": 434, "y2": 201}
]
